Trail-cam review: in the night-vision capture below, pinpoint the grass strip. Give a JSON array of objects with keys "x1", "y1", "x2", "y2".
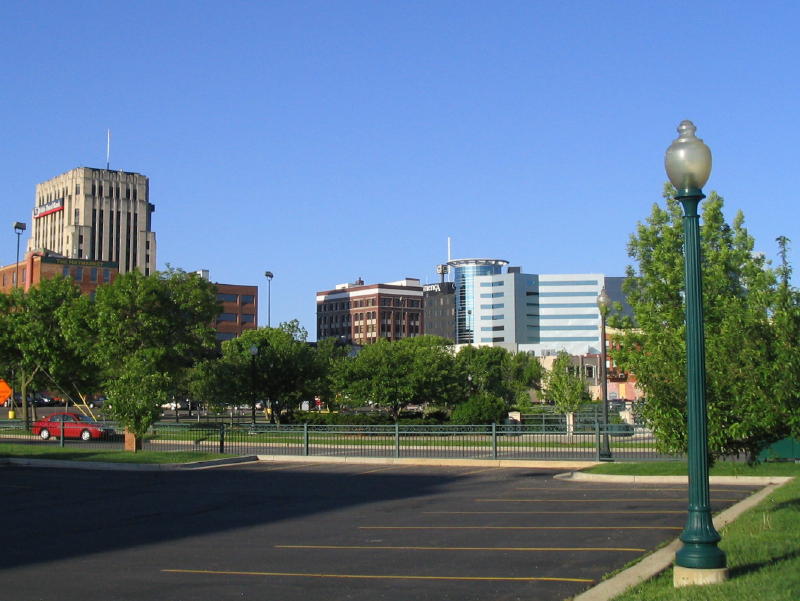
[
  {"x1": 585, "y1": 461, "x2": 800, "y2": 477},
  {"x1": 0, "y1": 443, "x2": 234, "y2": 464},
  {"x1": 609, "y1": 475, "x2": 800, "y2": 601}
]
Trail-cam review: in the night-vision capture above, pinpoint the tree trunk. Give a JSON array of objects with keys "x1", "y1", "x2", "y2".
[{"x1": 124, "y1": 429, "x2": 142, "y2": 452}]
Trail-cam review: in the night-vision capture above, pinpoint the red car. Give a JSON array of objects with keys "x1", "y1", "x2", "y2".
[{"x1": 31, "y1": 412, "x2": 114, "y2": 441}]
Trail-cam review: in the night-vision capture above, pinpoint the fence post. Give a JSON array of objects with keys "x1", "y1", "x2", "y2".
[
  {"x1": 491, "y1": 422, "x2": 497, "y2": 459},
  {"x1": 219, "y1": 423, "x2": 225, "y2": 454},
  {"x1": 304, "y1": 423, "x2": 309, "y2": 456},
  {"x1": 60, "y1": 422, "x2": 65, "y2": 448},
  {"x1": 594, "y1": 420, "x2": 600, "y2": 462},
  {"x1": 395, "y1": 423, "x2": 400, "y2": 458}
]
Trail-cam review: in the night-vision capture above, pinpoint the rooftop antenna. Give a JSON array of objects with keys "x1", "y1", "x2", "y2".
[{"x1": 106, "y1": 129, "x2": 111, "y2": 170}]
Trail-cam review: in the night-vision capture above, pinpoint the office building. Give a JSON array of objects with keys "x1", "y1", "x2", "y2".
[
  {"x1": 195, "y1": 270, "x2": 258, "y2": 342},
  {"x1": 316, "y1": 278, "x2": 424, "y2": 344},
  {"x1": 447, "y1": 258, "x2": 509, "y2": 344},
  {"x1": 422, "y1": 282, "x2": 456, "y2": 340},
  {"x1": 0, "y1": 250, "x2": 119, "y2": 295},
  {"x1": 28, "y1": 167, "x2": 156, "y2": 275}
]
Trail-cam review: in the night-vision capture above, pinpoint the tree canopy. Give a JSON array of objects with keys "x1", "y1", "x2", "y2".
[{"x1": 613, "y1": 185, "x2": 800, "y2": 460}]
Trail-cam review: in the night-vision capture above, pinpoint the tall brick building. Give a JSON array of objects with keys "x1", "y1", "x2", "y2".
[{"x1": 316, "y1": 278, "x2": 424, "y2": 344}]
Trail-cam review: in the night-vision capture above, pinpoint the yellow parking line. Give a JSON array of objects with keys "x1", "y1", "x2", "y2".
[
  {"x1": 257, "y1": 463, "x2": 320, "y2": 472},
  {"x1": 460, "y1": 468, "x2": 501, "y2": 476},
  {"x1": 515, "y1": 487, "x2": 748, "y2": 493},
  {"x1": 423, "y1": 510, "x2": 684, "y2": 515},
  {"x1": 360, "y1": 526, "x2": 682, "y2": 531},
  {"x1": 275, "y1": 544, "x2": 647, "y2": 552},
  {"x1": 162, "y1": 569, "x2": 593, "y2": 583},
  {"x1": 475, "y1": 498, "x2": 739, "y2": 503},
  {"x1": 358, "y1": 466, "x2": 405, "y2": 475}
]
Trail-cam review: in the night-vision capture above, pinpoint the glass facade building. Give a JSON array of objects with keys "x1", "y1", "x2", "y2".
[{"x1": 447, "y1": 258, "x2": 508, "y2": 343}]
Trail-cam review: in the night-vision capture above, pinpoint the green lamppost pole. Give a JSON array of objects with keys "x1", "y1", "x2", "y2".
[
  {"x1": 596, "y1": 287, "x2": 611, "y2": 460},
  {"x1": 664, "y1": 120, "x2": 727, "y2": 587}
]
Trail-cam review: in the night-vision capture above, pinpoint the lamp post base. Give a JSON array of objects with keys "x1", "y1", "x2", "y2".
[{"x1": 673, "y1": 566, "x2": 728, "y2": 588}]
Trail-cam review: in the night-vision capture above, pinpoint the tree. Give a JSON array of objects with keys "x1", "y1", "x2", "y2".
[
  {"x1": 0, "y1": 278, "x2": 101, "y2": 423},
  {"x1": 63, "y1": 268, "x2": 219, "y2": 447},
  {"x1": 613, "y1": 185, "x2": 800, "y2": 461},
  {"x1": 455, "y1": 345, "x2": 515, "y2": 405},
  {"x1": 332, "y1": 336, "x2": 463, "y2": 419},
  {"x1": 192, "y1": 324, "x2": 322, "y2": 423},
  {"x1": 544, "y1": 351, "x2": 589, "y2": 416}
]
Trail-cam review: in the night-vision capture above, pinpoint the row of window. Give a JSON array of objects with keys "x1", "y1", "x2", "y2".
[
  {"x1": 216, "y1": 293, "x2": 256, "y2": 304},
  {"x1": 62, "y1": 266, "x2": 112, "y2": 284},
  {"x1": 216, "y1": 313, "x2": 256, "y2": 323}
]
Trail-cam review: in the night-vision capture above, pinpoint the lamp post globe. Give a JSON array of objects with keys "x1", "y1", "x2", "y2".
[{"x1": 665, "y1": 121, "x2": 727, "y2": 585}]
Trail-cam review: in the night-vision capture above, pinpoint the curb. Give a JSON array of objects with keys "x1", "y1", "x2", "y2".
[
  {"x1": 555, "y1": 471, "x2": 793, "y2": 486},
  {"x1": 255, "y1": 454, "x2": 599, "y2": 470},
  {"x1": 0, "y1": 455, "x2": 259, "y2": 471},
  {"x1": 569, "y1": 476, "x2": 795, "y2": 601}
]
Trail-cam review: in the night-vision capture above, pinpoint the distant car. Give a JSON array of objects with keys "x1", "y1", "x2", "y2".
[
  {"x1": 31, "y1": 412, "x2": 114, "y2": 441},
  {"x1": 88, "y1": 396, "x2": 108, "y2": 408}
]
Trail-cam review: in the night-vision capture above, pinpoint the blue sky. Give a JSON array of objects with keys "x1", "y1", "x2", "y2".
[{"x1": 2, "y1": 1, "x2": 798, "y2": 338}]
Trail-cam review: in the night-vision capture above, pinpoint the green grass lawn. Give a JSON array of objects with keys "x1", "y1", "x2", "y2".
[
  {"x1": 586, "y1": 460, "x2": 800, "y2": 477},
  {"x1": 0, "y1": 443, "x2": 236, "y2": 464},
  {"x1": 584, "y1": 462, "x2": 799, "y2": 601}
]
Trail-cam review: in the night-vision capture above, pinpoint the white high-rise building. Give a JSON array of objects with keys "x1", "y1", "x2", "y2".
[{"x1": 28, "y1": 167, "x2": 156, "y2": 275}]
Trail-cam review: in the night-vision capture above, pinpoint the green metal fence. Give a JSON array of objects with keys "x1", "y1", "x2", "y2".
[{"x1": 0, "y1": 419, "x2": 676, "y2": 462}]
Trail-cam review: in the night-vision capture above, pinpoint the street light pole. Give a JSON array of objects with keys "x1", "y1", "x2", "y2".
[
  {"x1": 249, "y1": 345, "x2": 258, "y2": 424},
  {"x1": 264, "y1": 271, "x2": 274, "y2": 328},
  {"x1": 12, "y1": 222, "x2": 26, "y2": 423},
  {"x1": 596, "y1": 287, "x2": 611, "y2": 460},
  {"x1": 665, "y1": 120, "x2": 727, "y2": 586}
]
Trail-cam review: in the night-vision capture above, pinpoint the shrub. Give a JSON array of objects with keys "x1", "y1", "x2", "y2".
[{"x1": 450, "y1": 393, "x2": 506, "y2": 425}]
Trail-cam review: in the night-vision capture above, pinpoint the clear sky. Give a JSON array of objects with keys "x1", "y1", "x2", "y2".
[{"x1": 2, "y1": 1, "x2": 798, "y2": 338}]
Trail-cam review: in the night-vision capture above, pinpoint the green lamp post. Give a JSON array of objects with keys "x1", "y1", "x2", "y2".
[{"x1": 665, "y1": 120, "x2": 727, "y2": 586}]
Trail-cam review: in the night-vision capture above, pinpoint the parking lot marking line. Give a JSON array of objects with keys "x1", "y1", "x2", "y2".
[
  {"x1": 275, "y1": 544, "x2": 648, "y2": 552},
  {"x1": 475, "y1": 497, "x2": 740, "y2": 503},
  {"x1": 514, "y1": 487, "x2": 750, "y2": 493},
  {"x1": 460, "y1": 467, "x2": 502, "y2": 476},
  {"x1": 359, "y1": 526, "x2": 682, "y2": 531},
  {"x1": 257, "y1": 463, "x2": 321, "y2": 472},
  {"x1": 423, "y1": 510, "x2": 684, "y2": 515},
  {"x1": 357, "y1": 466, "x2": 406, "y2": 475},
  {"x1": 161, "y1": 569, "x2": 594, "y2": 583}
]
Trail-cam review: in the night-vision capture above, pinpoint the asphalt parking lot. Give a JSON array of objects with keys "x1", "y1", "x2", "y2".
[{"x1": 0, "y1": 462, "x2": 761, "y2": 601}]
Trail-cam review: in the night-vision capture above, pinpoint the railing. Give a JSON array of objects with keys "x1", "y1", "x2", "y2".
[{"x1": 0, "y1": 420, "x2": 678, "y2": 462}]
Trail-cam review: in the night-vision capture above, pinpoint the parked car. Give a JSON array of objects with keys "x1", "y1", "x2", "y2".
[{"x1": 30, "y1": 412, "x2": 114, "y2": 441}]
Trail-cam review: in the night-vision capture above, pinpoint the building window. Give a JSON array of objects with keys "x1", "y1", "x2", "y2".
[
  {"x1": 241, "y1": 314, "x2": 255, "y2": 323},
  {"x1": 241, "y1": 295, "x2": 255, "y2": 305},
  {"x1": 217, "y1": 293, "x2": 238, "y2": 303},
  {"x1": 63, "y1": 266, "x2": 70, "y2": 277},
  {"x1": 217, "y1": 313, "x2": 237, "y2": 322},
  {"x1": 103, "y1": 269, "x2": 110, "y2": 283},
  {"x1": 75, "y1": 267, "x2": 83, "y2": 281}
]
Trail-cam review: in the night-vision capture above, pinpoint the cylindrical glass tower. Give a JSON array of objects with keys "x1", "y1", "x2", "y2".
[{"x1": 447, "y1": 258, "x2": 508, "y2": 344}]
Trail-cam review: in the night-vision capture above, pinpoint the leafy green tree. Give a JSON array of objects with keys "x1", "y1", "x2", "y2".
[
  {"x1": 332, "y1": 336, "x2": 463, "y2": 419},
  {"x1": 63, "y1": 268, "x2": 219, "y2": 444},
  {"x1": 0, "y1": 278, "x2": 102, "y2": 423},
  {"x1": 544, "y1": 351, "x2": 589, "y2": 416},
  {"x1": 507, "y1": 350, "x2": 545, "y2": 408},
  {"x1": 613, "y1": 186, "x2": 800, "y2": 461},
  {"x1": 192, "y1": 324, "x2": 322, "y2": 423},
  {"x1": 455, "y1": 345, "x2": 515, "y2": 405}
]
